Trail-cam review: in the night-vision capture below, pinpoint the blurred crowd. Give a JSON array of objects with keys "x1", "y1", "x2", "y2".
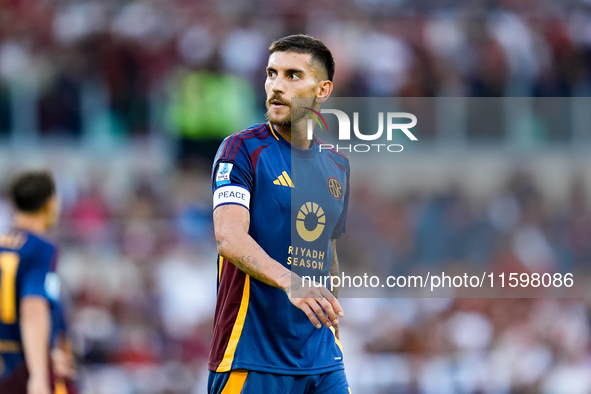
[
  {"x1": 343, "y1": 169, "x2": 591, "y2": 279},
  {"x1": 340, "y1": 169, "x2": 591, "y2": 393},
  {"x1": 2, "y1": 0, "x2": 591, "y2": 393},
  {"x1": 1, "y1": 0, "x2": 591, "y2": 143}
]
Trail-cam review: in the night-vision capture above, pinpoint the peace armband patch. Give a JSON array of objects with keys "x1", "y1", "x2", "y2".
[{"x1": 213, "y1": 185, "x2": 251, "y2": 210}]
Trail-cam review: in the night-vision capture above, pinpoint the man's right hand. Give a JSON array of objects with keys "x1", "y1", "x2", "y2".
[{"x1": 285, "y1": 278, "x2": 344, "y2": 329}]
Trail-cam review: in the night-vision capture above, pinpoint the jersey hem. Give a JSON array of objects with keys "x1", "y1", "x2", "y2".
[{"x1": 208, "y1": 362, "x2": 344, "y2": 376}]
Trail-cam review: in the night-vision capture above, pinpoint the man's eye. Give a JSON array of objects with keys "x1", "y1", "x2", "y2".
[
  {"x1": 290, "y1": 74, "x2": 300, "y2": 80},
  {"x1": 268, "y1": 71, "x2": 276, "y2": 77}
]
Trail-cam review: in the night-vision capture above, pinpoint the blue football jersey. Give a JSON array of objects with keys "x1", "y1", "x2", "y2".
[
  {"x1": 209, "y1": 123, "x2": 350, "y2": 375},
  {"x1": 0, "y1": 228, "x2": 61, "y2": 379}
]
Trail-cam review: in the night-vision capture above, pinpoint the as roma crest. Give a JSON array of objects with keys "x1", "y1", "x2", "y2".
[{"x1": 327, "y1": 177, "x2": 343, "y2": 200}]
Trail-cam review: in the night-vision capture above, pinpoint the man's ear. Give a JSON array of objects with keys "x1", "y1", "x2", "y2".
[
  {"x1": 43, "y1": 195, "x2": 58, "y2": 226},
  {"x1": 316, "y1": 80, "x2": 333, "y2": 104},
  {"x1": 40, "y1": 197, "x2": 52, "y2": 215}
]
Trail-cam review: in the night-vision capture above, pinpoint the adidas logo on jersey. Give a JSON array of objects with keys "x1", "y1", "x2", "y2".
[{"x1": 273, "y1": 171, "x2": 295, "y2": 188}]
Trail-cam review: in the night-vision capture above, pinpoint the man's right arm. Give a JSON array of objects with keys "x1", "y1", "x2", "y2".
[{"x1": 214, "y1": 203, "x2": 343, "y2": 328}]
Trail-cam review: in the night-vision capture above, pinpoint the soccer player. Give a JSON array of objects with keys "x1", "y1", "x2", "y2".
[
  {"x1": 0, "y1": 171, "x2": 76, "y2": 394},
  {"x1": 209, "y1": 35, "x2": 351, "y2": 393}
]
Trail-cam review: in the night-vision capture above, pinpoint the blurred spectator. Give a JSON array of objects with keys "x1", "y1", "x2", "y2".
[{"x1": 167, "y1": 53, "x2": 257, "y2": 165}]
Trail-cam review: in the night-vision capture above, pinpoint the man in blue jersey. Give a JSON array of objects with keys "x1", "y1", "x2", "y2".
[
  {"x1": 0, "y1": 171, "x2": 76, "y2": 394},
  {"x1": 209, "y1": 35, "x2": 351, "y2": 393}
]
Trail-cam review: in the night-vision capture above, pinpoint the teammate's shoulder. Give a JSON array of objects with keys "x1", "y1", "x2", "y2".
[
  {"x1": 0, "y1": 229, "x2": 55, "y2": 268},
  {"x1": 19, "y1": 230, "x2": 56, "y2": 253}
]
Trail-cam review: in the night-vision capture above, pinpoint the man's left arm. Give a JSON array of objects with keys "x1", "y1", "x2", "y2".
[
  {"x1": 329, "y1": 239, "x2": 339, "y2": 298},
  {"x1": 330, "y1": 160, "x2": 350, "y2": 340},
  {"x1": 329, "y1": 239, "x2": 340, "y2": 339}
]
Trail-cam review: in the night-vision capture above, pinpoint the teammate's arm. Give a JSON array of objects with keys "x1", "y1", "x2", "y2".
[
  {"x1": 20, "y1": 297, "x2": 51, "y2": 394},
  {"x1": 214, "y1": 204, "x2": 344, "y2": 329},
  {"x1": 19, "y1": 242, "x2": 55, "y2": 394}
]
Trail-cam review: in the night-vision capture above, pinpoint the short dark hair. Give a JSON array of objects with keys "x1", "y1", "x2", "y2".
[
  {"x1": 269, "y1": 34, "x2": 335, "y2": 82},
  {"x1": 8, "y1": 171, "x2": 56, "y2": 213}
]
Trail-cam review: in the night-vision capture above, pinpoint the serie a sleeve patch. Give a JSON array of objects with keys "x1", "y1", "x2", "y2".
[
  {"x1": 215, "y1": 162, "x2": 233, "y2": 187},
  {"x1": 213, "y1": 185, "x2": 251, "y2": 210}
]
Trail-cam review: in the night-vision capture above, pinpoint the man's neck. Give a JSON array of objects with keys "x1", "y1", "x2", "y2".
[
  {"x1": 12, "y1": 214, "x2": 47, "y2": 235},
  {"x1": 272, "y1": 118, "x2": 311, "y2": 149}
]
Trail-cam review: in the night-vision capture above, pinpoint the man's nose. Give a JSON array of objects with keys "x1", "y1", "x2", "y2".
[{"x1": 271, "y1": 76, "x2": 285, "y2": 93}]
